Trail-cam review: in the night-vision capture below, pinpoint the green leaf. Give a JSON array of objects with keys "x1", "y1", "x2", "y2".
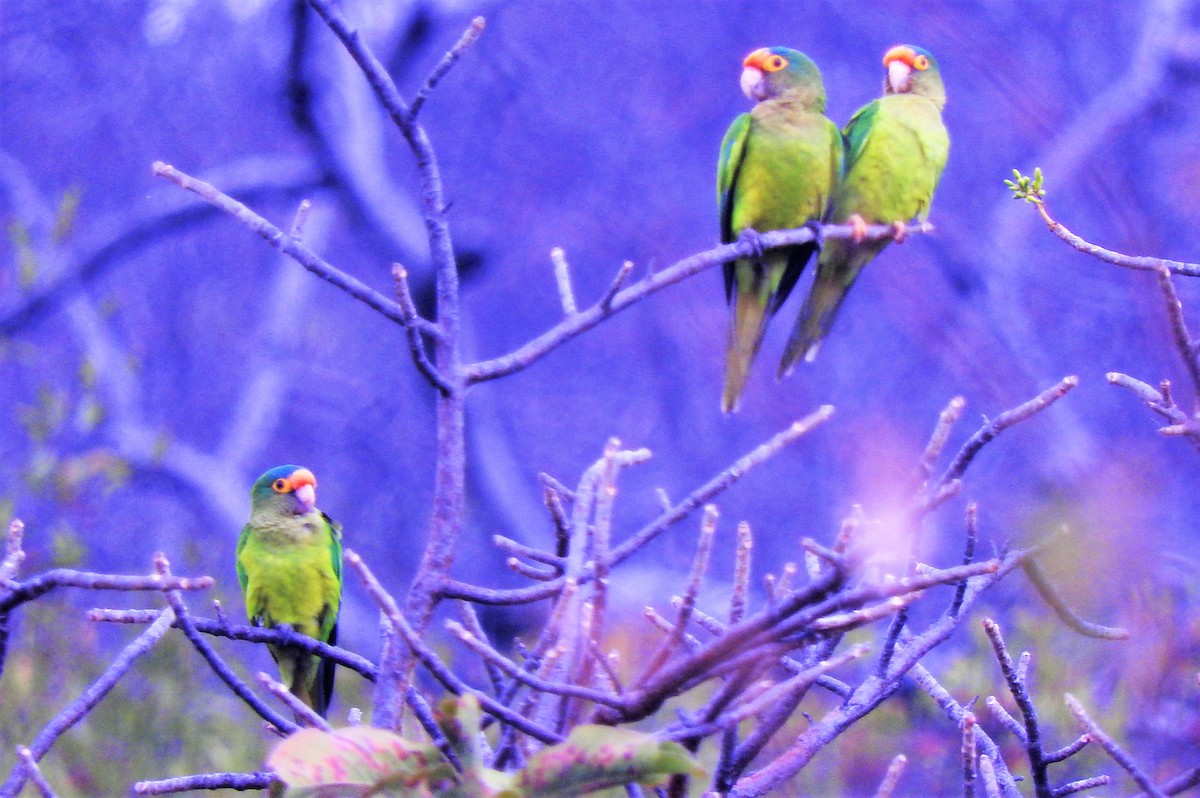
[
  {"x1": 517, "y1": 726, "x2": 702, "y2": 797},
  {"x1": 267, "y1": 727, "x2": 454, "y2": 798}
]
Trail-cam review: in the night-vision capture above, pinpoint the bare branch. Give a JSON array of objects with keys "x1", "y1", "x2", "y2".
[
  {"x1": 1054, "y1": 775, "x2": 1111, "y2": 797},
  {"x1": 257, "y1": 672, "x2": 330, "y2": 730},
  {"x1": 983, "y1": 618, "x2": 1051, "y2": 798},
  {"x1": 133, "y1": 772, "x2": 275, "y2": 796},
  {"x1": 409, "y1": 17, "x2": 487, "y2": 119},
  {"x1": 729, "y1": 522, "x2": 753, "y2": 625},
  {"x1": 88, "y1": 608, "x2": 377, "y2": 680},
  {"x1": 1064, "y1": 693, "x2": 1167, "y2": 798},
  {"x1": 1154, "y1": 266, "x2": 1200, "y2": 405},
  {"x1": 638, "y1": 505, "x2": 718, "y2": 682},
  {"x1": 15, "y1": 747, "x2": 56, "y2": 798},
  {"x1": 550, "y1": 247, "x2": 578, "y2": 316},
  {"x1": 466, "y1": 223, "x2": 931, "y2": 383},
  {"x1": 152, "y1": 162, "x2": 435, "y2": 334},
  {"x1": 1032, "y1": 201, "x2": 1200, "y2": 277},
  {"x1": 441, "y1": 408, "x2": 834, "y2": 606},
  {"x1": 873, "y1": 754, "x2": 908, "y2": 798},
  {"x1": 962, "y1": 713, "x2": 977, "y2": 798},
  {"x1": 392, "y1": 264, "x2": 451, "y2": 395},
  {"x1": 933, "y1": 376, "x2": 1079, "y2": 495},
  {"x1": 345, "y1": 549, "x2": 561, "y2": 743}
]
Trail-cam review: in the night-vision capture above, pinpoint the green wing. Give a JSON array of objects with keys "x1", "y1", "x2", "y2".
[
  {"x1": 235, "y1": 524, "x2": 251, "y2": 595},
  {"x1": 718, "y1": 113, "x2": 751, "y2": 301},
  {"x1": 782, "y1": 94, "x2": 948, "y2": 369}
]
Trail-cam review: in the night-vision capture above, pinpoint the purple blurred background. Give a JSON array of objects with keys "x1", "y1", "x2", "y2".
[{"x1": 3, "y1": 0, "x2": 1200, "y2": 697}]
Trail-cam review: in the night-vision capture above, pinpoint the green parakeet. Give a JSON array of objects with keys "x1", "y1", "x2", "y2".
[
  {"x1": 718, "y1": 46, "x2": 843, "y2": 412},
  {"x1": 780, "y1": 44, "x2": 949, "y2": 372},
  {"x1": 237, "y1": 465, "x2": 343, "y2": 717}
]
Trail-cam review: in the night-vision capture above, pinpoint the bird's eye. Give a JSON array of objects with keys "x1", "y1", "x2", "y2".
[
  {"x1": 765, "y1": 55, "x2": 787, "y2": 72},
  {"x1": 272, "y1": 478, "x2": 288, "y2": 493},
  {"x1": 913, "y1": 54, "x2": 930, "y2": 70}
]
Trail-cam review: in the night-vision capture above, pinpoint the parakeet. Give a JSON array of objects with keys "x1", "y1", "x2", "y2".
[
  {"x1": 237, "y1": 465, "x2": 343, "y2": 717},
  {"x1": 780, "y1": 44, "x2": 949, "y2": 372},
  {"x1": 718, "y1": 46, "x2": 843, "y2": 412}
]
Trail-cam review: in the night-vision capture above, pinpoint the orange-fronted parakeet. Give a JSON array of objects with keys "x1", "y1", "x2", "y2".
[
  {"x1": 237, "y1": 465, "x2": 343, "y2": 717},
  {"x1": 781, "y1": 44, "x2": 949, "y2": 371},
  {"x1": 718, "y1": 46, "x2": 843, "y2": 412}
]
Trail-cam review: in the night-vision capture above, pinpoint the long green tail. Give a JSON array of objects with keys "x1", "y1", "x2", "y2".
[
  {"x1": 779, "y1": 241, "x2": 885, "y2": 374},
  {"x1": 722, "y1": 263, "x2": 774, "y2": 413}
]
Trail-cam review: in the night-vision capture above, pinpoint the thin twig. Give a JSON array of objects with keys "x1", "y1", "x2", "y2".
[
  {"x1": 257, "y1": 672, "x2": 331, "y2": 730},
  {"x1": 409, "y1": 17, "x2": 486, "y2": 119},
  {"x1": 0, "y1": 567, "x2": 212, "y2": 614},
  {"x1": 15, "y1": 747, "x2": 56, "y2": 798},
  {"x1": 729, "y1": 522, "x2": 753, "y2": 625},
  {"x1": 979, "y1": 755, "x2": 1003, "y2": 798},
  {"x1": 873, "y1": 754, "x2": 908, "y2": 798},
  {"x1": 1154, "y1": 266, "x2": 1200, "y2": 406},
  {"x1": 638, "y1": 506, "x2": 718, "y2": 682},
  {"x1": 444, "y1": 620, "x2": 623, "y2": 708},
  {"x1": 599, "y1": 261, "x2": 634, "y2": 310},
  {"x1": 1034, "y1": 202, "x2": 1200, "y2": 277},
  {"x1": 934, "y1": 376, "x2": 1079, "y2": 495},
  {"x1": 550, "y1": 247, "x2": 578, "y2": 316},
  {"x1": 152, "y1": 162, "x2": 436, "y2": 335},
  {"x1": 1045, "y1": 734, "x2": 1090, "y2": 763},
  {"x1": 441, "y1": 409, "x2": 834, "y2": 606},
  {"x1": 950, "y1": 503, "x2": 979, "y2": 617},
  {"x1": 88, "y1": 608, "x2": 377, "y2": 680},
  {"x1": 1064, "y1": 693, "x2": 1167, "y2": 798},
  {"x1": 918, "y1": 396, "x2": 966, "y2": 484},
  {"x1": 392, "y1": 264, "x2": 451, "y2": 395},
  {"x1": 345, "y1": 549, "x2": 562, "y2": 743},
  {"x1": 963, "y1": 713, "x2": 977, "y2": 798},
  {"x1": 1055, "y1": 775, "x2": 1112, "y2": 796},
  {"x1": 983, "y1": 618, "x2": 1051, "y2": 798}
]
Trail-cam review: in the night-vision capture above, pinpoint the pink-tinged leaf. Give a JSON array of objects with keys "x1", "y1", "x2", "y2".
[
  {"x1": 267, "y1": 727, "x2": 454, "y2": 797},
  {"x1": 517, "y1": 725, "x2": 702, "y2": 797}
]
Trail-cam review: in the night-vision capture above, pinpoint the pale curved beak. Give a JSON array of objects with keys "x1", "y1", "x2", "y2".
[
  {"x1": 293, "y1": 483, "x2": 316, "y2": 514},
  {"x1": 740, "y1": 66, "x2": 765, "y2": 101},
  {"x1": 888, "y1": 59, "x2": 912, "y2": 93}
]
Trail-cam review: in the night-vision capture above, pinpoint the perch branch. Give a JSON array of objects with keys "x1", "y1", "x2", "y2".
[{"x1": 466, "y1": 223, "x2": 931, "y2": 383}]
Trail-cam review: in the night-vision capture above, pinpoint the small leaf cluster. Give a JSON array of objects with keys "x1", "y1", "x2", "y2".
[
  {"x1": 1005, "y1": 167, "x2": 1047, "y2": 204},
  {"x1": 267, "y1": 694, "x2": 701, "y2": 797}
]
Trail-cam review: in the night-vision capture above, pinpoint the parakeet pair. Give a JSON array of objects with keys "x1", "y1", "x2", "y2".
[
  {"x1": 237, "y1": 465, "x2": 343, "y2": 717},
  {"x1": 719, "y1": 44, "x2": 950, "y2": 410}
]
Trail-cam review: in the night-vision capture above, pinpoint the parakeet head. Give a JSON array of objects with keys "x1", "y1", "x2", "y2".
[
  {"x1": 740, "y1": 47, "x2": 826, "y2": 109},
  {"x1": 250, "y1": 465, "x2": 319, "y2": 516},
  {"x1": 882, "y1": 45, "x2": 946, "y2": 108}
]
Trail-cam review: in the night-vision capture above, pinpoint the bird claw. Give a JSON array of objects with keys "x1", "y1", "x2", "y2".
[
  {"x1": 848, "y1": 214, "x2": 869, "y2": 244},
  {"x1": 891, "y1": 221, "x2": 908, "y2": 243},
  {"x1": 737, "y1": 228, "x2": 766, "y2": 259}
]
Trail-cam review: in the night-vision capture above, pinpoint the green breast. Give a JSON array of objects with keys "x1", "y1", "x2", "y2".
[
  {"x1": 731, "y1": 107, "x2": 836, "y2": 234},
  {"x1": 239, "y1": 516, "x2": 340, "y2": 640},
  {"x1": 832, "y1": 94, "x2": 948, "y2": 224}
]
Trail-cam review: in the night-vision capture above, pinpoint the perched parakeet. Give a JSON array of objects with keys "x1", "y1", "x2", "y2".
[
  {"x1": 718, "y1": 46, "x2": 843, "y2": 412},
  {"x1": 237, "y1": 465, "x2": 343, "y2": 717},
  {"x1": 780, "y1": 44, "x2": 949, "y2": 372}
]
